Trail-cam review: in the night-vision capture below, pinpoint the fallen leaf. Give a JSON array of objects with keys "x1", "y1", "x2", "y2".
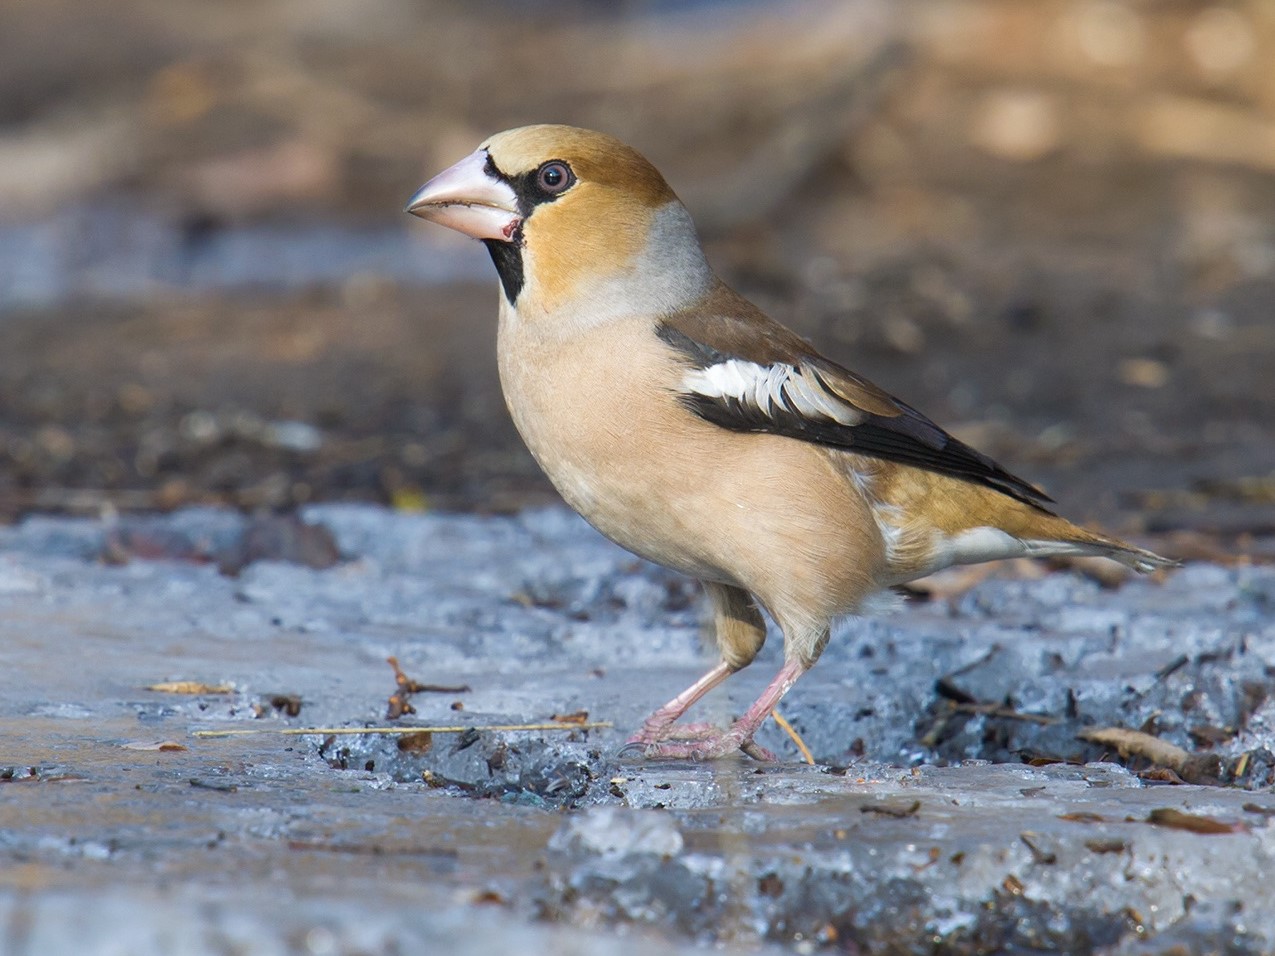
[
  {"x1": 396, "y1": 731, "x2": 434, "y2": 754},
  {"x1": 1058, "y1": 811, "x2": 1108, "y2": 824},
  {"x1": 1020, "y1": 832, "x2": 1057, "y2": 864},
  {"x1": 861, "y1": 799, "x2": 921, "y2": 818},
  {"x1": 1146, "y1": 808, "x2": 1247, "y2": 835},
  {"x1": 146, "y1": 681, "x2": 232, "y2": 694},
  {"x1": 122, "y1": 740, "x2": 188, "y2": 752},
  {"x1": 1085, "y1": 838, "x2": 1127, "y2": 854},
  {"x1": 266, "y1": 693, "x2": 303, "y2": 717}
]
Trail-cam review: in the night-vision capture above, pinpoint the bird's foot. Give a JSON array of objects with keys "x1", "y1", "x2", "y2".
[
  {"x1": 631, "y1": 720, "x2": 720, "y2": 744},
  {"x1": 636, "y1": 729, "x2": 776, "y2": 762},
  {"x1": 617, "y1": 721, "x2": 720, "y2": 757}
]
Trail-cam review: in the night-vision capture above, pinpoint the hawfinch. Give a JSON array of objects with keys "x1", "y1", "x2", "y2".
[{"x1": 406, "y1": 125, "x2": 1174, "y2": 761}]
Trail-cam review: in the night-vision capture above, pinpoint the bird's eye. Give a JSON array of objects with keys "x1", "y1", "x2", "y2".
[{"x1": 536, "y1": 161, "x2": 573, "y2": 194}]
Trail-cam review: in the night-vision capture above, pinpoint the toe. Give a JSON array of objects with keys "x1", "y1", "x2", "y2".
[{"x1": 739, "y1": 739, "x2": 777, "y2": 762}]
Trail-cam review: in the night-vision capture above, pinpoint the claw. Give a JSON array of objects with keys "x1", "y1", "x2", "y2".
[
  {"x1": 615, "y1": 739, "x2": 647, "y2": 759},
  {"x1": 739, "y1": 740, "x2": 778, "y2": 762}
]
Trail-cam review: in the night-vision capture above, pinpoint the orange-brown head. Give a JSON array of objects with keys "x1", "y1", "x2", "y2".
[{"x1": 407, "y1": 125, "x2": 712, "y2": 318}]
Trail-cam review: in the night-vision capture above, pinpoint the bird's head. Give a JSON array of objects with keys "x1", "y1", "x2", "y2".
[{"x1": 406, "y1": 125, "x2": 713, "y2": 321}]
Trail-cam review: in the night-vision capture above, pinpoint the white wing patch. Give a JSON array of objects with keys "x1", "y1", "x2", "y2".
[{"x1": 682, "y1": 360, "x2": 864, "y2": 426}]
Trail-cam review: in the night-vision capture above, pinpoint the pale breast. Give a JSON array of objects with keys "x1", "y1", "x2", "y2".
[
  {"x1": 495, "y1": 308, "x2": 889, "y2": 621},
  {"x1": 498, "y1": 311, "x2": 724, "y2": 577}
]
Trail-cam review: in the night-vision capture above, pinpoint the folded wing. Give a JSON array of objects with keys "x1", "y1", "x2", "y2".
[{"x1": 657, "y1": 308, "x2": 1053, "y2": 511}]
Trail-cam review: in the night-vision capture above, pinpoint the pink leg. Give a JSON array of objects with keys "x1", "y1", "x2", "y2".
[
  {"x1": 623, "y1": 661, "x2": 733, "y2": 749},
  {"x1": 639, "y1": 658, "x2": 809, "y2": 761}
]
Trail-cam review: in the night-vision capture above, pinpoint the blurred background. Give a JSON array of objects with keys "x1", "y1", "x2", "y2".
[{"x1": 0, "y1": 0, "x2": 1272, "y2": 559}]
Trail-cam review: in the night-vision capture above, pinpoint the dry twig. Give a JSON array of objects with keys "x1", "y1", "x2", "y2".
[
  {"x1": 953, "y1": 702, "x2": 1058, "y2": 725},
  {"x1": 193, "y1": 721, "x2": 612, "y2": 739},
  {"x1": 386, "y1": 656, "x2": 471, "y2": 719},
  {"x1": 1077, "y1": 727, "x2": 1188, "y2": 770},
  {"x1": 770, "y1": 709, "x2": 815, "y2": 765}
]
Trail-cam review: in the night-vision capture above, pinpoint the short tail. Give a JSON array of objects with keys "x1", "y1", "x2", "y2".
[
  {"x1": 1068, "y1": 538, "x2": 1178, "y2": 574},
  {"x1": 910, "y1": 476, "x2": 1180, "y2": 576},
  {"x1": 1019, "y1": 524, "x2": 1179, "y2": 574}
]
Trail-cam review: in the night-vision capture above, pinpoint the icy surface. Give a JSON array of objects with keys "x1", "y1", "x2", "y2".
[{"x1": 2, "y1": 504, "x2": 1273, "y2": 953}]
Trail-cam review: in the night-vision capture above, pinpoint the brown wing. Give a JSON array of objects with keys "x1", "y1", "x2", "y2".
[{"x1": 658, "y1": 290, "x2": 1053, "y2": 511}]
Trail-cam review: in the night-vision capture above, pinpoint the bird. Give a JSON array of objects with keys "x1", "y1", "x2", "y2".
[{"x1": 405, "y1": 124, "x2": 1175, "y2": 761}]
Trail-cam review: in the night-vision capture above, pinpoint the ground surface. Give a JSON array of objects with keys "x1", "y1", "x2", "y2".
[{"x1": 2, "y1": 506, "x2": 1274, "y2": 953}]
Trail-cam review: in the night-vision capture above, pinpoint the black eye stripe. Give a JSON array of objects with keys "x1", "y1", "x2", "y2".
[
  {"x1": 482, "y1": 152, "x2": 576, "y2": 232},
  {"x1": 485, "y1": 158, "x2": 576, "y2": 214}
]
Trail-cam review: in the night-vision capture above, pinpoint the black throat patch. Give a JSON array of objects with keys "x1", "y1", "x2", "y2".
[{"x1": 483, "y1": 234, "x2": 524, "y2": 305}]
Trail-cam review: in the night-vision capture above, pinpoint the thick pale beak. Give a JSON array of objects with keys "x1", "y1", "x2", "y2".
[{"x1": 404, "y1": 149, "x2": 521, "y2": 241}]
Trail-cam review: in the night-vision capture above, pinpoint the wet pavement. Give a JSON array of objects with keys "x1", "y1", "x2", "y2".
[{"x1": 2, "y1": 505, "x2": 1273, "y2": 953}]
